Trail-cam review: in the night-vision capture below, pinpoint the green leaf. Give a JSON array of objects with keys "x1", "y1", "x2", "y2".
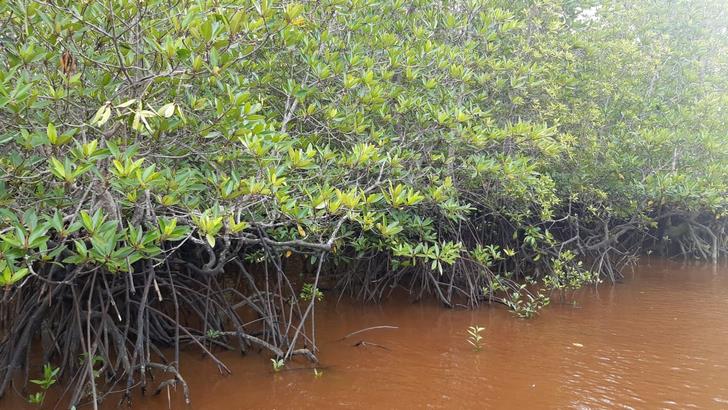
[{"x1": 47, "y1": 123, "x2": 57, "y2": 145}]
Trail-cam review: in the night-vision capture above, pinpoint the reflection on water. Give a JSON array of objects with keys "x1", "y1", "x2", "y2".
[{"x1": 11, "y1": 259, "x2": 728, "y2": 409}]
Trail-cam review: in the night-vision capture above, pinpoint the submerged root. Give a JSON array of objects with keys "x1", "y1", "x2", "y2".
[{"x1": 0, "y1": 254, "x2": 319, "y2": 407}]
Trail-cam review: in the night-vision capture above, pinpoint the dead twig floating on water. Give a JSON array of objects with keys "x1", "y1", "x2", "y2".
[
  {"x1": 353, "y1": 340, "x2": 390, "y2": 350},
  {"x1": 340, "y1": 325, "x2": 399, "y2": 340}
]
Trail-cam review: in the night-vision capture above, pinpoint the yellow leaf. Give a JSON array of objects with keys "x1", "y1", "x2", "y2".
[
  {"x1": 91, "y1": 104, "x2": 112, "y2": 126},
  {"x1": 116, "y1": 98, "x2": 137, "y2": 108},
  {"x1": 132, "y1": 111, "x2": 142, "y2": 131},
  {"x1": 158, "y1": 102, "x2": 176, "y2": 118}
]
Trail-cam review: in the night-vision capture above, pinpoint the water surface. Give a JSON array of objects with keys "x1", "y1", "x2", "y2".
[{"x1": 14, "y1": 259, "x2": 728, "y2": 409}]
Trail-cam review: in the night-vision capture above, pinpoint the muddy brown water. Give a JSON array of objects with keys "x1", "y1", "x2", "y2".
[{"x1": 9, "y1": 259, "x2": 728, "y2": 409}]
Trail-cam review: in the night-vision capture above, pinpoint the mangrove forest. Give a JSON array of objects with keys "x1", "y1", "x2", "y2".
[{"x1": 0, "y1": 0, "x2": 726, "y2": 407}]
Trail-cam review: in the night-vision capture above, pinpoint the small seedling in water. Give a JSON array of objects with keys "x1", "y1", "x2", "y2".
[
  {"x1": 271, "y1": 358, "x2": 285, "y2": 372},
  {"x1": 28, "y1": 393, "x2": 44, "y2": 406},
  {"x1": 313, "y1": 368, "x2": 323, "y2": 378},
  {"x1": 300, "y1": 283, "x2": 324, "y2": 302},
  {"x1": 206, "y1": 329, "x2": 222, "y2": 339},
  {"x1": 78, "y1": 353, "x2": 104, "y2": 379},
  {"x1": 467, "y1": 325, "x2": 485, "y2": 351},
  {"x1": 28, "y1": 363, "x2": 60, "y2": 406}
]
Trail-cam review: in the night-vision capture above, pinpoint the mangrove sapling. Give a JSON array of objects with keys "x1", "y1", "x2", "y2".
[
  {"x1": 300, "y1": 283, "x2": 324, "y2": 302},
  {"x1": 505, "y1": 289, "x2": 551, "y2": 319},
  {"x1": 466, "y1": 326, "x2": 486, "y2": 352},
  {"x1": 27, "y1": 363, "x2": 59, "y2": 407},
  {"x1": 271, "y1": 358, "x2": 286, "y2": 372},
  {"x1": 542, "y1": 251, "x2": 601, "y2": 303}
]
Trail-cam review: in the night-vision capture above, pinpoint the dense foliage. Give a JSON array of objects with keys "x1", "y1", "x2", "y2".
[{"x1": 0, "y1": 0, "x2": 726, "y2": 406}]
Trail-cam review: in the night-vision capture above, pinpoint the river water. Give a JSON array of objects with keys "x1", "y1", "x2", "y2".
[{"x1": 12, "y1": 259, "x2": 728, "y2": 409}]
